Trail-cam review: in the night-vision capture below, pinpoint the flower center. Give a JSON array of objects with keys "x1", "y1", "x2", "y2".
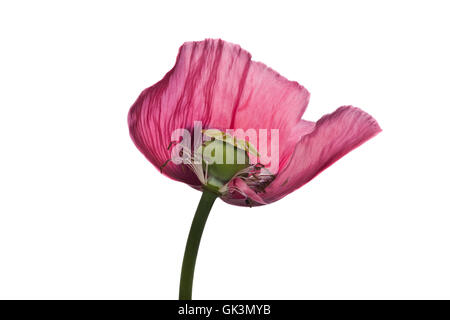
[
  {"x1": 164, "y1": 128, "x2": 275, "y2": 198},
  {"x1": 201, "y1": 139, "x2": 251, "y2": 192}
]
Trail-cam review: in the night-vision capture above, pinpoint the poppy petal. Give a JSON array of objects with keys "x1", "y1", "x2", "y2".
[
  {"x1": 230, "y1": 61, "x2": 310, "y2": 171},
  {"x1": 262, "y1": 106, "x2": 381, "y2": 203},
  {"x1": 128, "y1": 39, "x2": 253, "y2": 185}
]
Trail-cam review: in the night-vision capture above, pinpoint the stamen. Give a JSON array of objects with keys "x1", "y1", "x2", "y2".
[{"x1": 160, "y1": 159, "x2": 170, "y2": 173}]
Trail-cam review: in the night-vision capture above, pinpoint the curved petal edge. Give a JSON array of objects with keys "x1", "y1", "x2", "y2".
[{"x1": 263, "y1": 106, "x2": 382, "y2": 203}]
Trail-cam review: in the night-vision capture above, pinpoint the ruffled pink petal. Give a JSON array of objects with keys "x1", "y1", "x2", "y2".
[
  {"x1": 261, "y1": 106, "x2": 381, "y2": 203},
  {"x1": 128, "y1": 39, "x2": 310, "y2": 186}
]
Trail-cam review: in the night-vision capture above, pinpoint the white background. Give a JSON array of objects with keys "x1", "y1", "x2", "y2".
[{"x1": 1, "y1": 0, "x2": 449, "y2": 299}]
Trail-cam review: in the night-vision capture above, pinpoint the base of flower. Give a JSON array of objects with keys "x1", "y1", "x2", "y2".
[{"x1": 179, "y1": 188, "x2": 218, "y2": 300}]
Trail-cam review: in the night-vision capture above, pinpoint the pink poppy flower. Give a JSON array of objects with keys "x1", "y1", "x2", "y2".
[
  {"x1": 128, "y1": 39, "x2": 381, "y2": 206},
  {"x1": 128, "y1": 39, "x2": 381, "y2": 299}
]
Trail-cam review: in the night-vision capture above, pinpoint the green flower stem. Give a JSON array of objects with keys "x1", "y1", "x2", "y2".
[{"x1": 179, "y1": 189, "x2": 217, "y2": 300}]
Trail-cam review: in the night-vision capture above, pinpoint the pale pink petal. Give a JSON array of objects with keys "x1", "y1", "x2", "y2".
[{"x1": 262, "y1": 106, "x2": 381, "y2": 203}]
